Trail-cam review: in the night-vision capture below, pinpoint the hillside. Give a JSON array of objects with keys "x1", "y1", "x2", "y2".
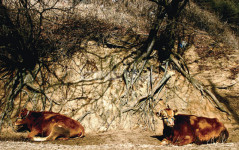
[{"x1": 0, "y1": 0, "x2": 239, "y2": 149}]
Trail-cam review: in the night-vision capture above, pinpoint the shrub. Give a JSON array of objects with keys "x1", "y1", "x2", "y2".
[{"x1": 193, "y1": 0, "x2": 239, "y2": 25}]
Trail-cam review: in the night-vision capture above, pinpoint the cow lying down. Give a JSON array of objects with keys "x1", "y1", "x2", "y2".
[
  {"x1": 14, "y1": 108, "x2": 85, "y2": 141},
  {"x1": 156, "y1": 106, "x2": 229, "y2": 146}
]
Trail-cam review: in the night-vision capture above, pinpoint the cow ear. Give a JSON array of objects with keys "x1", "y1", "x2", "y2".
[
  {"x1": 159, "y1": 110, "x2": 167, "y2": 117},
  {"x1": 155, "y1": 112, "x2": 160, "y2": 117},
  {"x1": 155, "y1": 110, "x2": 162, "y2": 117},
  {"x1": 174, "y1": 109, "x2": 178, "y2": 115}
]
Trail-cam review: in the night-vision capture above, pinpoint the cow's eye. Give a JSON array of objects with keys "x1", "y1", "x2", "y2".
[{"x1": 21, "y1": 114, "x2": 26, "y2": 118}]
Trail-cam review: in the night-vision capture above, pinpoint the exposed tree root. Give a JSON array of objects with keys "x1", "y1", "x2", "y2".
[{"x1": 170, "y1": 54, "x2": 229, "y2": 114}]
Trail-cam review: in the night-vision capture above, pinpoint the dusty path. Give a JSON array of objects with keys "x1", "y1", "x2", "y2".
[
  {"x1": 0, "y1": 130, "x2": 238, "y2": 150},
  {"x1": 0, "y1": 141, "x2": 238, "y2": 150}
]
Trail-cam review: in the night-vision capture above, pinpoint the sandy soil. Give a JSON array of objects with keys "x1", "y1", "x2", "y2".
[
  {"x1": 0, "y1": 141, "x2": 238, "y2": 150},
  {"x1": 0, "y1": 129, "x2": 239, "y2": 150}
]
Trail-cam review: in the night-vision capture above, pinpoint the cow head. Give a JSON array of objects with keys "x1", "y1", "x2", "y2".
[
  {"x1": 156, "y1": 105, "x2": 178, "y2": 127},
  {"x1": 14, "y1": 108, "x2": 30, "y2": 132}
]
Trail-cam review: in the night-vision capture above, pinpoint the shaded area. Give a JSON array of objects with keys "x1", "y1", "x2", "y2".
[
  {"x1": 151, "y1": 135, "x2": 164, "y2": 141},
  {"x1": 208, "y1": 80, "x2": 239, "y2": 124}
]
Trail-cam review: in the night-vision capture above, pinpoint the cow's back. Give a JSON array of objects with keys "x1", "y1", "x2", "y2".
[
  {"x1": 189, "y1": 115, "x2": 228, "y2": 143},
  {"x1": 164, "y1": 114, "x2": 228, "y2": 145},
  {"x1": 33, "y1": 111, "x2": 84, "y2": 137}
]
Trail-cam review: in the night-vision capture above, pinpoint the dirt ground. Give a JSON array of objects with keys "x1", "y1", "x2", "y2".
[{"x1": 0, "y1": 128, "x2": 239, "y2": 150}]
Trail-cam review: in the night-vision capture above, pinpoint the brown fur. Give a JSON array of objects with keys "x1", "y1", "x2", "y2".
[
  {"x1": 14, "y1": 108, "x2": 85, "y2": 141},
  {"x1": 156, "y1": 107, "x2": 229, "y2": 146}
]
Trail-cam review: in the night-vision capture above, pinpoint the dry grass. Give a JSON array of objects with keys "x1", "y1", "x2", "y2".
[
  {"x1": 185, "y1": 2, "x2": 239, "y2": 49},
  {"x1": 71, "y1": 0, "x2": 156, "y2": 34}
]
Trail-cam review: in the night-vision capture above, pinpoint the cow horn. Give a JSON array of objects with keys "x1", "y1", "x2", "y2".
[{"x1": 159, "y1": 109, "x2": 168, "y2": 118}]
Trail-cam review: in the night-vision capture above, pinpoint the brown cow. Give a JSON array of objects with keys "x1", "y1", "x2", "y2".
[
  {"x1": 14, "y1": 108, "x2": 85, "y2": 141},
  {"x1": 156, "y1": 106, "x2": 229, "y2": 146}
]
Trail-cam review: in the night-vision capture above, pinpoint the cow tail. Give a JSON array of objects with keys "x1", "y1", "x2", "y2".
[
  {"x1": 224, "y1": 129, "x2": 229, "y2": 142},
  {"x1": 79, "y1": 128, "x2": 85, "y2": 137},
  {"x1": 220, "y1": 128, "x2": 229, "y2": 143}
]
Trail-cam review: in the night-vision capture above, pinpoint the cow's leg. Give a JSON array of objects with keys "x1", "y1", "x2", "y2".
[
  {"x1": 27, "y1": 129, "x2": 40, "y2": 140},
  {"x1": 160, "y1": 138, "x2": 171, "y2": 145},
  {"x1": 175, "y1": 135, "x2": 193, "y2": 146},
  {"x1": 33, "y1": 124, "x2": 70, "y2": 141}
]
